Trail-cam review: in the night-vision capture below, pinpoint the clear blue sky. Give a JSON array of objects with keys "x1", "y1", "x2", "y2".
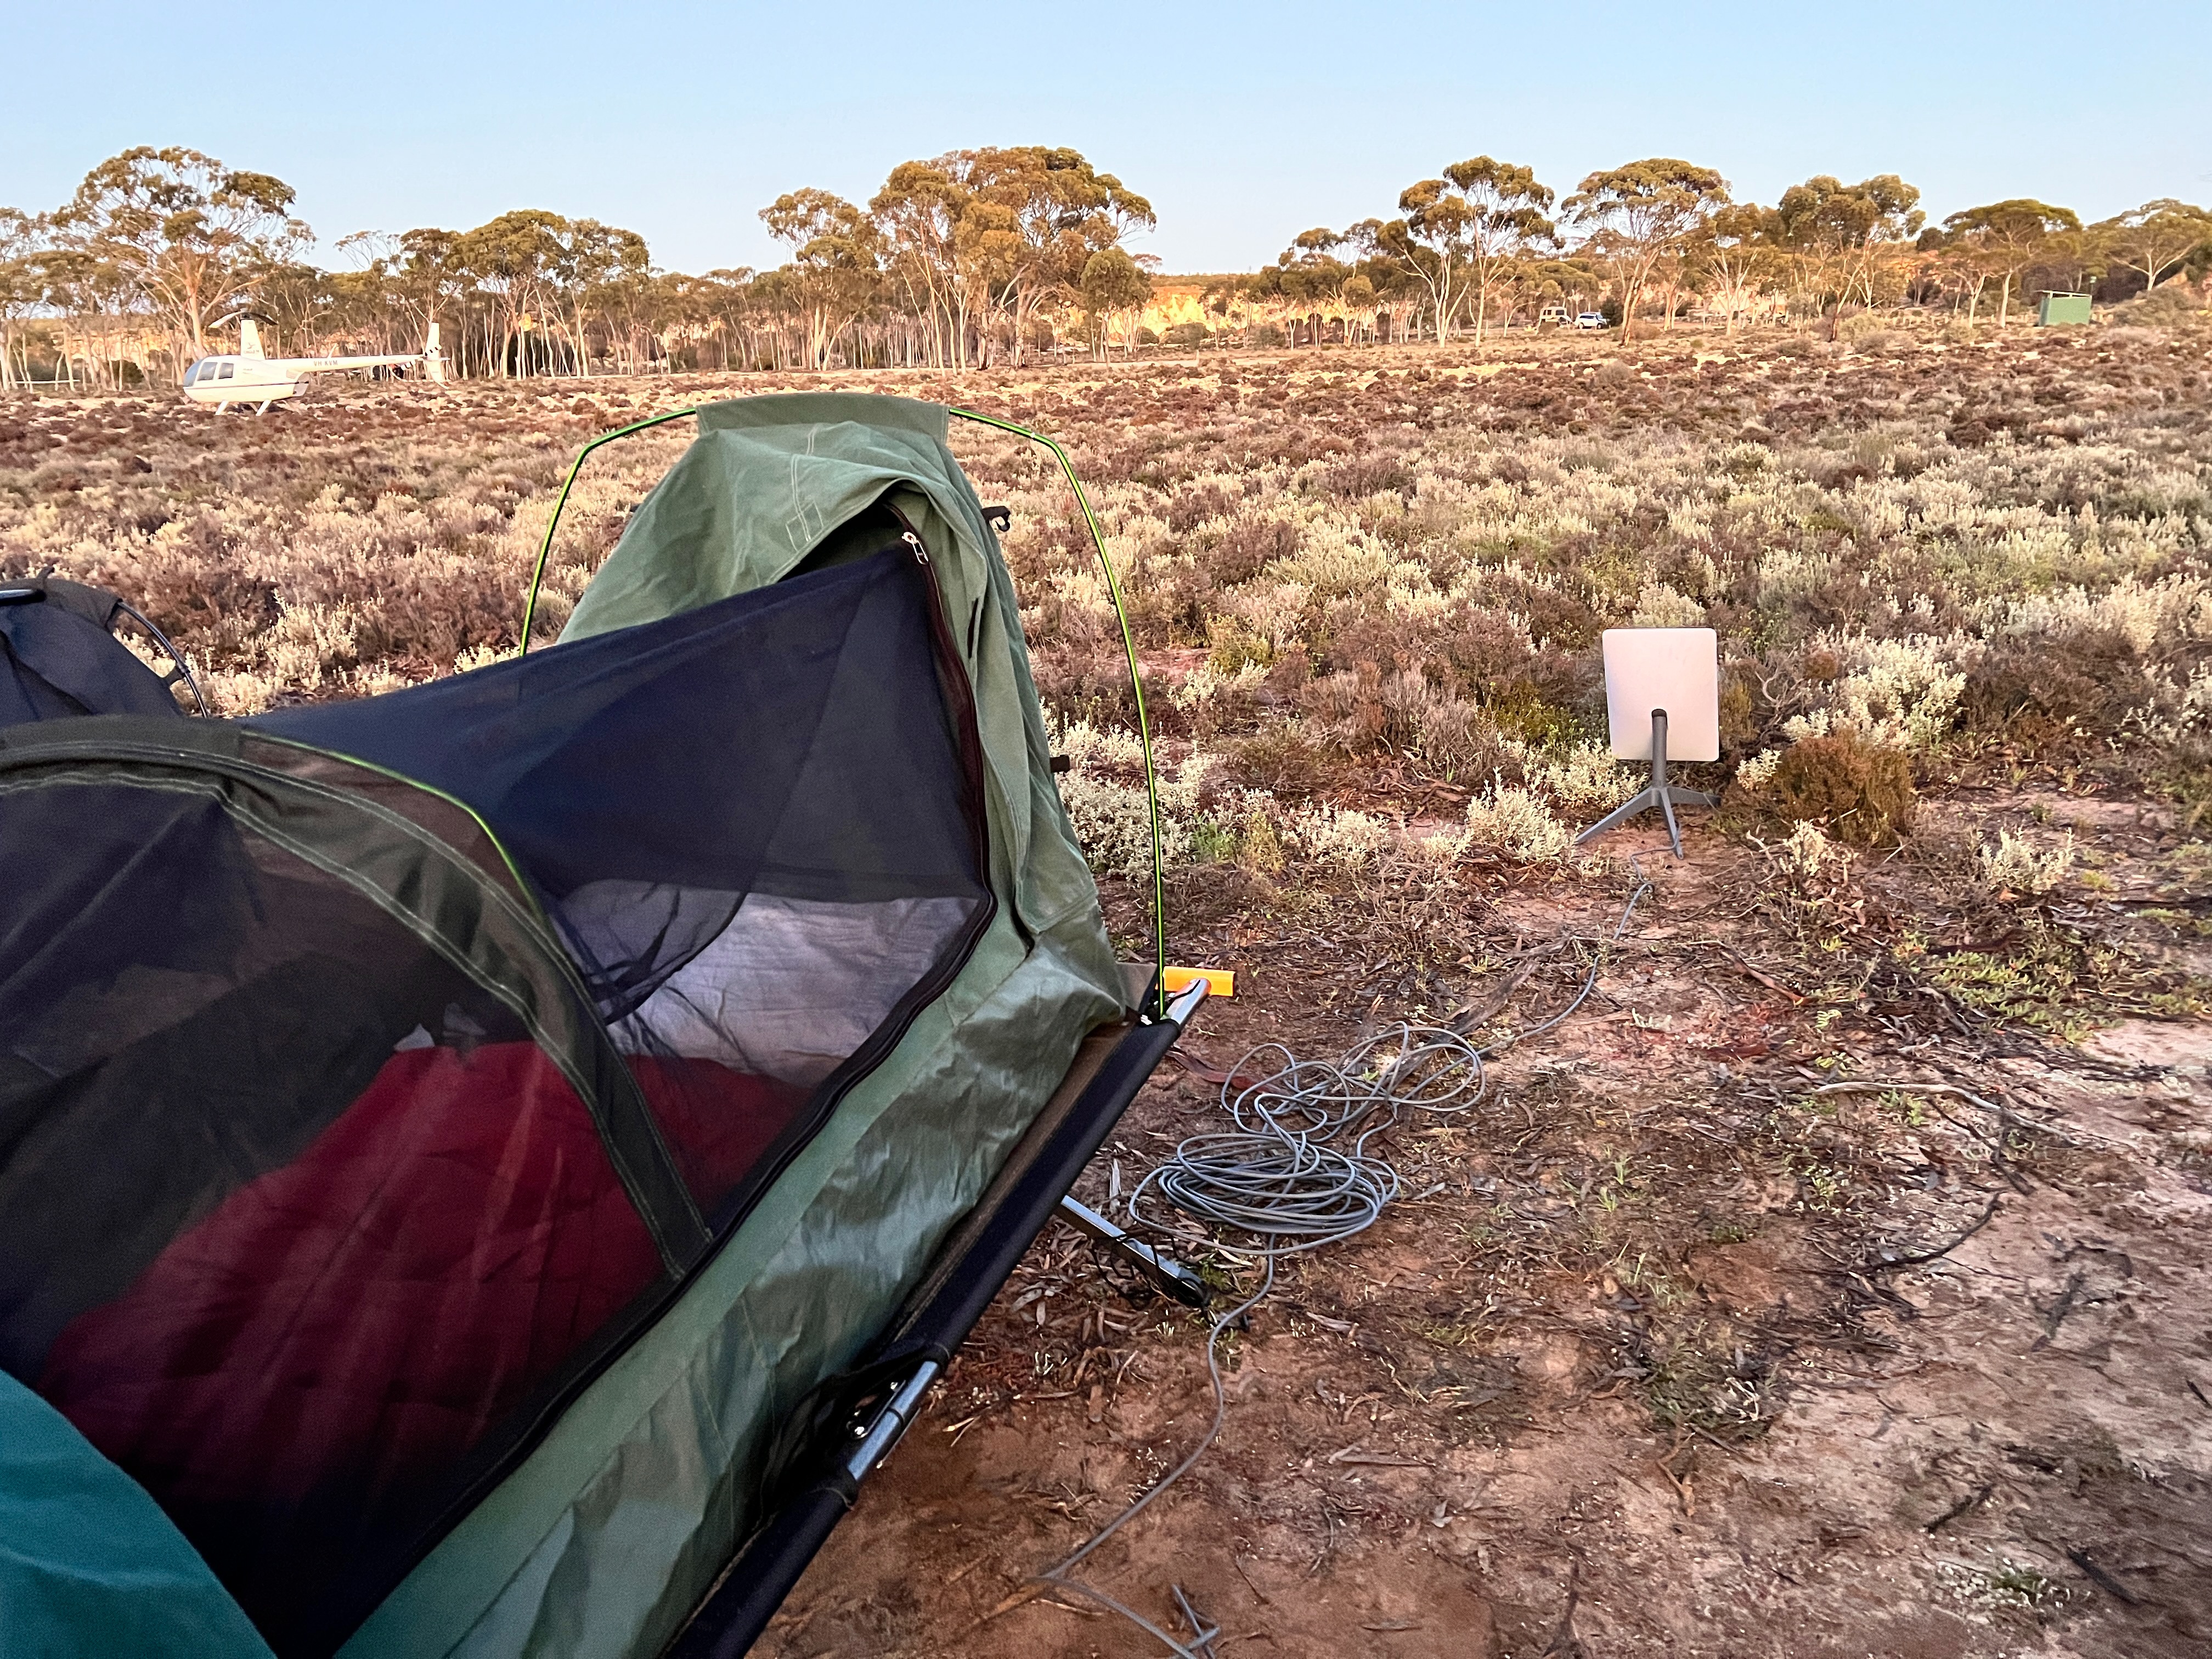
[{"x1": 7, "y1": 1, "x2": 2207, "y2": 274}]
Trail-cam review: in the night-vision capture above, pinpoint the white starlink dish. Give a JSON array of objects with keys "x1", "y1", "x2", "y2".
[{"x1": 1601, "y1": 627, "x2": 1719, "y2": 760}]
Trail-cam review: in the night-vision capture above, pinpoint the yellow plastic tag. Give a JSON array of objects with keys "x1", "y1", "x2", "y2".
[{"x1": 1164, "y1": 966, "x2": 1235, "y2": 998}]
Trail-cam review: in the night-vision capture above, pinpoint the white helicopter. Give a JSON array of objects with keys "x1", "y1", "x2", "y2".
[{"x1": 182, "y1": 317, "x2": 445, "y2": 411}]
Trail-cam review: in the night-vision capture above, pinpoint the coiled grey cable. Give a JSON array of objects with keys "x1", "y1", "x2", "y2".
[
  {"x1": 1127, "y1": 1023, "x2": 1488, "y2": 1257},
  {"x1": 1033, "y1": 870, "x2": 1652, "y2": 1656}
]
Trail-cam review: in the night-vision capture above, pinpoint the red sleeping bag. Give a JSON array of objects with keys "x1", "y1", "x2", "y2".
[{"x1": 40, "y1": 1041, "x2": 802, "y2": 1511}]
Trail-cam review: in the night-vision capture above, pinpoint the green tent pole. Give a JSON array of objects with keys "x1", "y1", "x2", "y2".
[{"x1": 519, "y1": 408, "x2": 699, "y2": 653}]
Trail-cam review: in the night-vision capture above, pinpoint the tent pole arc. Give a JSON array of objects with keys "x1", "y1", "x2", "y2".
[{"x1": 520, "y1": 408, "x2": 700, "y2": 654}]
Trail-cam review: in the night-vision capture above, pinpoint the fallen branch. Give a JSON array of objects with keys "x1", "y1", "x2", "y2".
[
  {"x1": 1922, "y1": 1481, "x2": 1992, "y2": 1532},
  {"x1": 2064, "y1": 1545, "x2": 2143, "y2": 1607},
  {"x1": 1812, "y1": 1079, "x2": 2079, "y2": 1147},
  {"x1": 976, "y1": 1582, "x2": 1047, "y2": 1624},
  {"x1": 1448, "y1": 953, "x2": 1548, "y2": 1034},
  {"x1": 1695, "y1": 940, "x2": 1809, "y2": 1004},
  {"x1": 1862, "y1": 1195, "x2": 2004, "y2": 1273},
  {"x1": 1812, "y1": 1079, "x2": 2002, "y2": 1112},
  {"x1": 1652, "y1": 1429, "x2": 1695, "y2": 1517},
  {"x1": 1323, "y1": 1443, "x2": 1431, "y2": 1468}
]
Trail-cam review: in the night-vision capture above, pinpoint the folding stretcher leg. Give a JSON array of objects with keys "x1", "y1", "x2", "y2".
[{"x1": 1056, "y1": 1194, "x2": 1211, "y2": 1308}]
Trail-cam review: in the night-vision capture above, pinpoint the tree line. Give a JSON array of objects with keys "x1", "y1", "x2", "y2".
[
  {"x1": 0, "y1": 145, "x2": 1159, "y2": 389},
  {"x1": 1218, "y1": 161, "x2": 2210, "y2": 350},
  {"x1": 3, "y1": 144, "x2": 2207, "y2": 391}
]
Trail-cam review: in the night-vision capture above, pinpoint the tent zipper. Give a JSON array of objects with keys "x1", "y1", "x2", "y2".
[{"x1": 894, "y1": 518, "x2": 990, "y2": 868}]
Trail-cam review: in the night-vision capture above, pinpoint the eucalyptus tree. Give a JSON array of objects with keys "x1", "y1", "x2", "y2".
[
  {"x1": 1386, "y1": 171, "x2": 1481, "y2": 343},
  {"x1": 1772, "y1": 173, "x2": 1923, "y2": 331},
  {"x1": 1340, "y1": 273, "x2": 1379, "y2": 343},
  {"x1": 454, "y1": 210, "x2": 575, "y2": 375},
  {"x1": 566, "y1": 219, "x2": 653, "y2": 375},
  {"x1": 1079, "y1": 246, "x2": 1152, "y2": 357},
  {"x1": 55, "y1": 147, "x2": 309, "y2": 374},
  {"x1": 1564, "y1": 159, "x2": 1729, "y2": 342},
  {"x1": 1254, "y1": 229, "x2": 1356, "y2": 345},
  {"x1": 871, "y1": 157, "x2": 977, "y2": 366},
  {"x1": 1330, "y1": 218, "x2": 1420, "y2": 342},
  {"x1": 760, "y1": 189, "x2": 881, "y2": 368},
  {"x1": 1441, "y1": 158, "x2": 1555, "y2": 344},
  {"x1": 392, "y1": 228, "x2": 469, "y2": 367},
  {"x1": 968, "y1": 147, "x2": 1152, "y2": 365},
  {"x1": 1696, "y1": 202, "x2": 1781, "y2": 332},
  {"x1": 32, "y1": 244, "x2": 158, "y2": 389},
  {"x1": 1941, "y1": 199, "x2": 2081, "y2": 328},
  {"x1": 254, "y1": 262, "x2": 337, "y2": 353},
  {"x1": 680, "y1": 268, "x2": 754, "y2": 370},
  {"x1": 0, "y1": 208, "x2": 45, "y2": 388},
  {"x1": 869, "y1": 154, "x2": 1034, "y2": 367},
  {"x1": 2094, "y1": 200, "x2": 2212, "y2": 298},
  {"x1": 746, "y1": 266, "x2": 809, "y2": 369}
]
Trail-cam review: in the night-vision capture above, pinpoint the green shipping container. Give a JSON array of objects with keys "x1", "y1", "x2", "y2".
[{"x1": 2038, "y1": 292, "x2": 2093, "y2": 326}]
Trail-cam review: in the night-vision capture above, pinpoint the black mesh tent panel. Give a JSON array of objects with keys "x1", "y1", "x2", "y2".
[
  {"x1": 0, "y1": 550, "x2": 992, "y2": 1656},
  {"x1": 0, "y1": 752, "x2": 672, "y2": 1655},
  {"x1": 255, "y1": 546, "x2": 990, "y2": 1220}
]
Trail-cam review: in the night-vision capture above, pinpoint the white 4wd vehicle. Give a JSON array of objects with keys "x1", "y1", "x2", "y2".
[{"x1": 1574, "y1": 312, "x2": 1611, "y2": 329}]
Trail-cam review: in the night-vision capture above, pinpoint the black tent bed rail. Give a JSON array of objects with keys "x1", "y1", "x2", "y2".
[{"x1": 665, "y1": 975, "x2": 1211, "y2": 1659}]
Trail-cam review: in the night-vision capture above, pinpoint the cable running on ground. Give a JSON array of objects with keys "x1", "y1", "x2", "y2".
[{"x1": 1034, "y1": 870, "x2": 1652, "y2": 1656}]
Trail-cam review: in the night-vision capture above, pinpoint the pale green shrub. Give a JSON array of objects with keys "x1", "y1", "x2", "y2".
[
  {"x1": 1630, "y1": 582, "x2": 1707, "y2": 627},
  {"x1": 1464, "y1": 784, "x2": 1575, "y2": 864},
  {"x1": 453, "y1": 641, "x2": 510, "y2": 674},
  {"x1": 1059, "y1": 773, "x2": 1189, "y2": 879},
  {"x1": 1272, "y1": 518, "x2": 1405, "y2": 596},
  {"x1": 1980, "y1": 830, "x2": 2074, "y2": 895},
  {"x1": 1736, "y1": 749, "x2": 1783, "y2": 789},
  {"x1": 1055, "y1": 722, "x2": 1203, "y2": 879},
  {"x1": 1776, "y1": 819, "x2": 1848, "y2": 879},
  {"x1": 1527, "y1": 741, "x2": 1639, "y2": 814},
  {"x1": 1282, "y1": 804, "x2": 1393, "y2": 871},
  {"x1": 1219, "y1": 580, "x2": 1312, "y2": 651},
  {"x1": 1988, "y1": 574, "x2": 2210, "y2": 656},
  {"x1": 1784, "y1": 635, "x2": 1967, "y2": 751},
  {"x1": 265, "y1": 600, "x2": 364, "y2": 695},
  {"x1": 1170, "y1": 659, "x2": 1268, "y2": 716}
]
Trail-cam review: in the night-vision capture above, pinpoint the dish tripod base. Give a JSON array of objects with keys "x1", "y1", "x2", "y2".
[{"x1": 1575, "y1": 708, "x2": 1718, "y2": 860}]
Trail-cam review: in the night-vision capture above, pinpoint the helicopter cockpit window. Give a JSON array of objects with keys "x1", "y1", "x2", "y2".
[
  {"x1": 184, "y1": 362, "x2": 202, "y2": 385},
  {"x1": 218, "y1": 362, "x2": 235, "y2": 381}
]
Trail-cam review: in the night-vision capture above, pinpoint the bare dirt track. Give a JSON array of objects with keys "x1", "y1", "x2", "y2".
[{"x1": 8, "y1": 320, "x2": 2212, "y2": 1657}]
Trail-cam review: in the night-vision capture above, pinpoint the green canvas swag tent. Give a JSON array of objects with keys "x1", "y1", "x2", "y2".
[{"x1": 0, "y1": 393, "x2": 1201, "y2": 1658}]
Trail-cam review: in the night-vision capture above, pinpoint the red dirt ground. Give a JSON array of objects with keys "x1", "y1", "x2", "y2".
[{"x1": 760, "y1": 816, "x2": 2212, "y2": 1659}]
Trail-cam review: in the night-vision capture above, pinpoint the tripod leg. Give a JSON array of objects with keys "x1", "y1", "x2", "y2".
[
  {"x1": 1575, "y1": 787, "x2": 1657, "y2": 845},
  {"x1": 1658, "y1": 779, "x2": 1685, "y2": 859},
  {"x1": 1058, "y1": 1195, "x2": 1211, "y2": 1308}
]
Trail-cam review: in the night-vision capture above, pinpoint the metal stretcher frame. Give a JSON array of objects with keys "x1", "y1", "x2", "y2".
[{"x1": 664, "y1": 976, "x2": 1211, "y2": 1658}]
